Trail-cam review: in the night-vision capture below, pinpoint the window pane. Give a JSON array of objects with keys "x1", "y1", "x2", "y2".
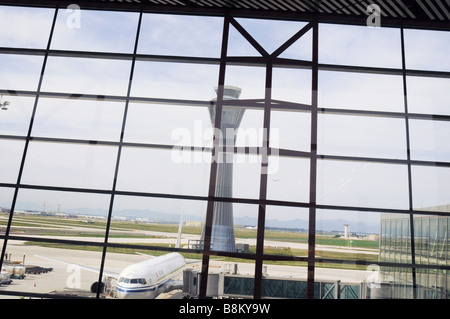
[
  {"x1": 406, "y1": 76, "x2": 450, "y2": 116},
  {"x1": 131, "y1": 61, "x2": 219, "y2": 101},
  {"x1": 404, "y1": 29, "x2": 450, "y2": 72},
  {"x1": 266, "y1": 156, "x2": 309, "y2": 203},
  {"x1": 225, "y1": 65, "x2": 266, "y2": 100},
  {"x1": 0, "y1": 139, "x2": 25, "y2": 183},
  {"x1": 270, "y1": 110, "x2": 310, "y2": 152},
  {"x1": 235, "y1": 109, "x2": 264, "y2": 148},
  {"x1": 318, "y1": 71, "x2": 404, "y2": 112},
  {"x1": 138, "y1": 14, "x2": 223, "y2": 58},
  {"x1": 124, "y1": 102, "x2": 212, "y2": 147},
  {"x1": 117, "y1": 147, "x2": 210, "y2": 197},
  {"x1": 317, "y1": 160, "x2": 409, "y2": 209},
  {"x1": 205, "y1": 202, "x2": 258, "y2": 253},
  {"x1": 230, "y1": 154, "x2": 261, "y2": 200},
  {"x1": 0, "y1": 54, "x2": 43, "y2": 91},
  {"x1": 412, "y1": 166, "x2": 450, "y2": 212},
  {"x1": 112, "y1": 195, "x2": 206, "y2": 229},
  {"x1": 0, "y1": 187, "x2": 15, "y2": 213},
  {"x1": 318, "y1": 114, "x2": 407, "y2": 159},
  {"x1": 12, "y1": 188, "x2": 110, "y2": 242},
  {"x1": 51, "y1": 9, "x2": 139, "y2": 53},
  {"x1": 32, "y1": 98, "x2": 124, "y2": 142},
  {"x1": 318, "y1": 209, "x2": 381, "y2": 238},
  {"x1": 21, "y1": 142, "x2": 118, "y2": 189},
  {"x1": 319, "y1": 24, "x2": 402, "y2": 69},
  {"x1": 272, "y1": 68, "x2": 311, "y2": 105},
  {"x1": 409, "y1": 119, "x2": 450, "y2": 162},
  {"x1": 41, "y1": 57, "x2": 131, "y2": 96},
  {"x1": 3, "y1": 239, "x2": 104, "y2": 297},
  {"x1": 264, "y1": 205, "x2": 309, "y2": 255},
  {"x1": 0, "y1": 96, "x2": 35, "y2": 136},
  {"x1": 0, "y1": 6, "x2": 54, "y2": 49},
  {"x1": 316, "y1": 209, "x2": 380, "y2": 284}
]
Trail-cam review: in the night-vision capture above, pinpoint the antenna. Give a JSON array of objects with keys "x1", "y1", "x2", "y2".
[
  {"x1": 0, "y1": 95, "x2": 11, "y2": 110},
  {"x1": 176, "y1": 210, "x2": 184, "y2": 249}
]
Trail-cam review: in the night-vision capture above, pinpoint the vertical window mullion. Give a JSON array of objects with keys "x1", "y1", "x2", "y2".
[
  {"x1": 401, "y1": 26, "x2": 417, "y2": 299},
  {"x1": 307, "y1": 19, "x2": 319, "y2": 300}
]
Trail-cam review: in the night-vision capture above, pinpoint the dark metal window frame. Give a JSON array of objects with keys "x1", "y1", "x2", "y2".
[{"x1": 0, "y1": 3, "x2": 449, "y2": 299}]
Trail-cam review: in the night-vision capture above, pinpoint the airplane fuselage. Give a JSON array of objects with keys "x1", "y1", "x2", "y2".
[{"x1": 116, "y1": 252, "x2": 186, "y2": 299}]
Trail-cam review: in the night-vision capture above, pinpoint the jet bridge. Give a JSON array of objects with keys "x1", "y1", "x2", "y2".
[{"x1": 182, "y1": 268, "x2": 361, "y2": 299}]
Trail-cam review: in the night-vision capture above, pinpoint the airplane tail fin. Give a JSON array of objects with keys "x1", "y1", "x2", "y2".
[{"x1": 176, "y1": 210, "x2": 184, "y2": 249}]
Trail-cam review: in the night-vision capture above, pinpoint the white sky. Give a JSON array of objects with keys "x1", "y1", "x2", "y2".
[{"x1": 0, "y1": 5, "x2": 449, "y2": 231}]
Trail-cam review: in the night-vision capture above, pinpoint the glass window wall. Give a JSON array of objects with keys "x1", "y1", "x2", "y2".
[{"x1": 0, "y1": 4, "x2": 448, "y2": 300}]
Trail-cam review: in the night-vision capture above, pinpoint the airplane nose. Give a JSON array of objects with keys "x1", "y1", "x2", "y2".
[{"x1": 117, "y1": 290, "x2": 131, "y2": 299}]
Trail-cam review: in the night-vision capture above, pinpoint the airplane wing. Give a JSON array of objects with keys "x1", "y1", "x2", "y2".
[{"x1": 34, "y1": 255, "x2": 120, "y2": 279}]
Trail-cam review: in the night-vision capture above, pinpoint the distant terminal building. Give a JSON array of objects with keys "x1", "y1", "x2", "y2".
[{"x1": 380, "y1": 209, "x2": 449, "y2": 299}]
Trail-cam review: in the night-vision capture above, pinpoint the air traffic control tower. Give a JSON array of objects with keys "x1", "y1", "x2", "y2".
[{"x1": 200, "y1": 86, "x2": 244, "y2": 252}]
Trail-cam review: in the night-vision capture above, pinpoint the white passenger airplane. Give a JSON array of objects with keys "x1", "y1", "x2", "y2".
[{"x1": 36, "y1": 213, "x2": 199, "y2": 299}]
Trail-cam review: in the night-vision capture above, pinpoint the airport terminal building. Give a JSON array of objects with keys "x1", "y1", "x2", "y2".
[
  {"x1": 380, "y1": 210, "x2": 449, "y2": 299},
  {"x1": 0, "y1": 0, "x2": 449, "y2": 299}
]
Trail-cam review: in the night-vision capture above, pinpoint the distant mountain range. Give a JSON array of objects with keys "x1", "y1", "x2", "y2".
[{"x1": 4, "y1": 201, "x2": 380, "y2": 234}]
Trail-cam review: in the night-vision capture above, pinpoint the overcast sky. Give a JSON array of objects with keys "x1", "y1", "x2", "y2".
[{"x1": 0, "y1": 5, "x2": 449, "y2": 231}]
